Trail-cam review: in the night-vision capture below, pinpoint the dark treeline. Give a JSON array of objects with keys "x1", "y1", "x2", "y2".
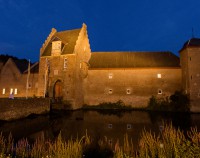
[{"x1": 0, "y1": 54, "x2": 30, "y2": 64}]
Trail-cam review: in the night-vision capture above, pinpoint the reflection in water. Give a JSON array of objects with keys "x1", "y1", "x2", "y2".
[{"x1": 0, "y1": 110, "x2": 200, "y2": 148}]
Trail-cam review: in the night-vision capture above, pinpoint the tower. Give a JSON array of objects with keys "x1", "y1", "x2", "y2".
[
  {"x1": 180, "y1": 38, "x2": 200, "y2": 112},
  {"x1": 37, "y1": 24, "x2": 91, "y2": 109}
]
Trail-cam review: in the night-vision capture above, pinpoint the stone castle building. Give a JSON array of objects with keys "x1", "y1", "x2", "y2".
[{"x1": 0, "y1": 24, "x2": 200, "y2": 111}]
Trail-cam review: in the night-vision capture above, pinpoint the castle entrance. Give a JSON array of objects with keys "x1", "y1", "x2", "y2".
[{"x1": 53, "y1": 80, "x2": 63, "y2": 103}]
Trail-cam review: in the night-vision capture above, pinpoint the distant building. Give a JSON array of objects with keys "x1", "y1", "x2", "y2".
[
  {"x1": 0, "y1": 58, "x2": 38, "y2": 98},
  {"x1": 0, "y1": 23, "x2": 199, "y2": 111}
]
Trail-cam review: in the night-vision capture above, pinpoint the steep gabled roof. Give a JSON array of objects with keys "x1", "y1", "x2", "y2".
[
  {"x1": 13, "y1": 59, "x2": 29, "y2": 73},
  {"x1": 42, "y1": 28, "x2": 81, "y2": 56},
  {"x1": 89, "y1": 52, "x2": 180, "y2": 68},
  {"x1": 180, "y1": 38, "x2": 200, "y2": 52}
]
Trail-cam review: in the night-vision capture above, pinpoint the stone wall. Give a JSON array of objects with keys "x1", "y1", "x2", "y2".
[
  {"x1": 84, "y1": 68, "x2": 181, "y2": 107},
  {"x1": 0, "y1": 98, "x2": 50, "y2": 121}
]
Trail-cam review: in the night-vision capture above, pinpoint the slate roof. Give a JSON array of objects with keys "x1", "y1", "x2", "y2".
[
  {"x1": 42, "y1": 28, "x2": 81, "y2": 56},
  {"x1": 180, "y1": 38, "x2": 200, "y2": 52},
  {"x1": 89, "y1": 52, "x2": 180, "y2": 68}
]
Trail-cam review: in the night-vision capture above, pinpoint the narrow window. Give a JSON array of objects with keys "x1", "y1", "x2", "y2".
[
  {"x1": 157, "y1": 74, "x2": 161, "y2": 78},
  {"x1": 10, "y1": 88, "x2": 13, "y2": 94},
  {"x1": 158, "y1": 89, "x2": 162, "y2": 94},
  {"x1": 108, "y1": 139, "x2": 112, "y2": 145},
  {"x1": 108, "y1": 73, "x2": 113, "y2": 79},
  {"x1": 108, "y1": 89, "x2": 113, "y2": 94},
  {"x1": 190, "y1": 57, "x2": 191, "y2": 61},
  {"x1": 126, "y1": 89, "x2": 131, "y2": 94},
  {"x1": 108, "y1": 124, "x2": 112, "y2": 129},
  {"x1": 64, "y1": 58, "x2": 68, "y2": 69},
  {"x1": 14, "y1": 89, "x2": 17, "y2": 95},
  {"x1": 2, "y1": 88, "x2": 5, "y2": 95},
  {"x1": 127, "y1": 124, "x2": 132, "y2": 129},
  {"x1": 54, "y1": 70, "x2": 58, "y2": 75},
  {"x1": 191, "y1": 75, "x2": 193, "y2": 80}
]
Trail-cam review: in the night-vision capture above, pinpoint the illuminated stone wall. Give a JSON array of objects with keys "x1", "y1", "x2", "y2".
[{"x1": 84, "y1": 68, "x2": 181, "y2": 107}]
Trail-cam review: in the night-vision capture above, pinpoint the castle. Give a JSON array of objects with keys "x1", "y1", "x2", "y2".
[{"x1": 0, "y1": 24, "x2": 200, "y2": 112}]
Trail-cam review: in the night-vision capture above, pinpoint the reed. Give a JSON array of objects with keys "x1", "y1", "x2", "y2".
[{"x1": 0, "y1": 125, "x2": 199, "y2": 157}]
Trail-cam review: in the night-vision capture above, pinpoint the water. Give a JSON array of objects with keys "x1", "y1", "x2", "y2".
[{"x1": 0, "y1": 110, "x2": 200, "y2": 148}]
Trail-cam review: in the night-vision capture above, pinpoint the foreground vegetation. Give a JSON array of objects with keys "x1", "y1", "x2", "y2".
[
  {"x1": 147, "y1": 91, "x2": 190, "y2": 112},
  {"x1": 0, "y1": 124, "x2": 200, "y2": 158}
]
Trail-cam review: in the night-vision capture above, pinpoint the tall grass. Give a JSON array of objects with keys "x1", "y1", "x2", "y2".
[
  {"x1": 0, "y1": 124, "x2": 199, "y2": 157},
  {"x1": 114, "y1": 123, "x2": 200, "y2": 158}
]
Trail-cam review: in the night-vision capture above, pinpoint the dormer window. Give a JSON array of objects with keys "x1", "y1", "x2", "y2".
[{"x1": 52, "y1": 41, "x2": 62, "y2": 56}]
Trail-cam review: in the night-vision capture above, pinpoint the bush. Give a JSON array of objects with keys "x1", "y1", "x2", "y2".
[
  {"x1": 82, "y1": 100, "x2": 132, "y2": 110},
  {"x1": 147, "y1": 91, "x2": 190, "y2": 112}
]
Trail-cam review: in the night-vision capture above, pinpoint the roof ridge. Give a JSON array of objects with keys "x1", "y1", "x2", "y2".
[
  {"x1": 56, "y1": 28, "x2": 81, "y2": 34},
  {"x1": 40, "y1": 28, "x2": 57, "y2": 56}
]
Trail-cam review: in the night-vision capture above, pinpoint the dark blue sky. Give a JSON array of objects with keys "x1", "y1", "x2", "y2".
[{"x1": 0, "y1": 0, "x2": 200, "y2": 62}]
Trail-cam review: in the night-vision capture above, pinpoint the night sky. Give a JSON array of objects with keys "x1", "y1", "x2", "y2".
[{"x1": 0, "y1": 0, "x2": 200, "y2": 62}]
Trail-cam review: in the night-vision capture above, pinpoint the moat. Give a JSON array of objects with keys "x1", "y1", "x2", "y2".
[{"x1": 0, "y1": 110, "x2": 200, "y2": 148}]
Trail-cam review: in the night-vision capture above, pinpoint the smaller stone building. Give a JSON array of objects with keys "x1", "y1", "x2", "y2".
[{"x1": 0, "y1": 58, "x2": 39, "y2": 98}]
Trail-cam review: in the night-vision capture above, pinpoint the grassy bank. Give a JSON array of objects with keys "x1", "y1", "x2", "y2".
[{"x1": 0, "y1": 124, "x2": 200, "y2": 157}]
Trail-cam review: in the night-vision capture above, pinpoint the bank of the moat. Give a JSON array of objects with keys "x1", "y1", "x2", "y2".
[{"x1": 0, "y1": 98, "x2": 50, "y2": 121}]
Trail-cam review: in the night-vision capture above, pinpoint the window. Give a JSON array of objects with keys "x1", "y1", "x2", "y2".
[
  {"x1": 2, "y1": 88, "x2": 5, "y2": 95},
  {"x1": 158, "y1": 89, "x2": 162, "y2": 94},
  {"x1": 157, "y1": 74, "x2": 162, "y2": 78},
  {"x1": 108, "y1": 73, "x2": 113, "y2": 79},
  {"x1": 126, "y1": 89, "x2": 131, "y2": 94},
  {"x1": 190, "y1": 57, "x2": 191, "y2": 61},
  {"x1": 127, "y1": 124, "x2": 132, "y2": 129},
  {"x1": 108, "y1": 139, "x2": 112, "y2": 145},
  {"x1": 35, "y1": 83, "x2": 38, "y2": 88},
  {"x1": 64, "y1": 58, "x2": 68, "y2": 69},
  {"x1": 191, "y1": 75, "x2": 193, "y2": 80},
  {"x1": 10, "y1": 88, "x2": 13, "y2": 94},
  {"x1": 14, "y1": 89, "x2": 17, "y2": 95},
  {"x1": 108, "y1": 89, "x2": 113, "y2": 94},
  {"x1": 54, "y1": 70, "x2": 58, "y2": 75},
  {"x1": 108, "y1": 124, "x2": 112, "y2": 129}
]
